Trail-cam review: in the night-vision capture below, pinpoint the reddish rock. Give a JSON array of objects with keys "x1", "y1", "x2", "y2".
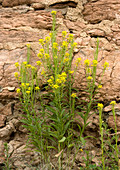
[
  {"x1": 0, "y1": 115, "x2": 6, "y2": 127},
  {"x1": 31, "y1": 3, "x2": 45, "y2": 9},
  {"x1": 83, "y1": 0, "x2": 120, "y2": 24},
  {"x1": 0, "y1": 103, "x2": 13, "y2": 116},
  {"x1": 2, "y1": 0, "x2": 30, "y2": 7}
]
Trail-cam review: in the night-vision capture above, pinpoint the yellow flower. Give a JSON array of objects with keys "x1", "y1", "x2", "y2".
[
  {"x1": 98, "y1": 103, "x2": 103, "y2": 109},
  {"x1": 92, "y1": 60, "x2": 98, "y2": 66},
  {"x1": 79, "y1": 149, "x2": 83, "y2": 152},
  {"x1": 26, "y1": 64, "x2": 32, "y2": 68},
  {"x1": 39, "y1": 39, "x2": 44, "y2": 45},
  {"x1": 65, "y1": 53, "x2": 69, "y2": 57},
  {"x1": 61, "y1": 72, "x2": 67, "y2": 78},
  {"x1": 53, "y1": 84, "x2": 59, "y2": 89},
  {"x1": 49, "y1": 33, "x2": 52, "y2": 38},
  {"x1": 14, "y1": 72, "x2": 19, "y2": 78},
  {"x1": 16, "y1": 88, "x2": 21, "y2": 93},
  {"x1": 72, "y1": 42, "x2": 77, "y2": 47},
  {"x1": 71, "y1": 93, "x2": 77, "y2": 98},
  {"x1": 18, "y1": 77, "x2": 21, "y2": 81},
  {"x1": 45, "y1": 36, "x2": 51, "y2": 43},
  {"x1": 45, "y1": 53, "x2": 50, "y2": 59},
  {"x1": 64, "y1": 58, "x2": 69, "y2": 63},
  {"x1": 103, "y1": 62, "x2": 109, "y2": 69},
  {"x1": 98, "y1": 85, "x2": 102, "y2": 88},
  {"x1": 60, "y1": 77, "x2": 66, "y2": 82},
  {"x1": 26, "y1": 44, "x2": 30, "y2": 48},
  {"x1": 37, "y1": 53, "x2": 43, "y2": 58},
  {"x1": 26, "y1": 83, "x2": 29, "y2": 86},
  {"x1": 62, "y1": 31, "x2": 67, "y2": 37},
  {"x1": 23, "y1": 61, "x2": 27, "y2": 65},
  {"x1": 28, "y1": 87, "x2": 31, "y2": 91},
  {"x1": 39, "y1": 48, "x2": 44, "y2": 53},
  {"x1": 56, "y1": 78, "x2": 62, "y2": 84},
  {"x1": 75, "y1": 57, "x2": 81, "y2": 66},
  {"x1": 35, "y1": 86, "x2": 40, "y2": 90},
  {"x1": 110, "y1": 101, "x2": 116, "y2": 105},
  {"x1": 15, "y1": 62, "x2": 19, "y2": 68},
  {"x1": 36, "y1": 61, "x2": 42, "y2": 66},
  {"x1": 69, "y1": 70, "x2": 74, "y2": 74},
  {"x1": 51, "y1": 11, "x2": 57, "y2": 15},
  {"x1": 86, "y1": 68, "x2": 91, "y2": 74},
  {"x1": 87, "y1": 76, "x2": 92, "y2": 80},
  {"x1": 47, "y1": 79, "x2": 53, "y2": 84},
  {"x1": 68, "y1": 34, "x2": 74, "y2": 41},
  {"x1": 62, "y1": 41, "x2": 68, "y2": 48},
  {"x1": 31, "y1": 66, "x2": 36, "y2": 70},
  {"x1": 53, "y1": 42, "x2": 58, "y2": 49},
  {"x1": 26, "y1": 90, "x2": 30, "y2": 94},
  {"x1": 21, "y1": 83, "x2": 25, "y2": 87},
  {"x1": 41, "y1": 69, "x2": 46, "y2": 75},
  {"x1": 84, "y1": 59, "x2": 90, "y2": 66}
]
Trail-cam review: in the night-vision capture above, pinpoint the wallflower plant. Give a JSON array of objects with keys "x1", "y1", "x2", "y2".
[{"x1": 13, "y1": 10, "x2": 115, "y2": 170}]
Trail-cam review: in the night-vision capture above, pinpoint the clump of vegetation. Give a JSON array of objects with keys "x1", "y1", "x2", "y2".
[{"x1": 12, "y1": 11, "x2": 119, "y2": 169}]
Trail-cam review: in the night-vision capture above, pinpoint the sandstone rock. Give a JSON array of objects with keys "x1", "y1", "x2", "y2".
[
  {"x1": 2, "y1": 0, "x2": 30, "y2": 7},
  {"x1": 31, "y1": 2, "x2": 45, "y2": 10},
  {"x1": 83, "y1": 0, "x2": 120, "y2": 24},
  {"x1": 0, "y1": 140, "x2": 5, "y2": 164},
  {"x1": 0, "y1": 115, "x2": 6, "y2": 127},
  {"x1": 0, "y1": 103, "x2": 13, "y2": 116}
]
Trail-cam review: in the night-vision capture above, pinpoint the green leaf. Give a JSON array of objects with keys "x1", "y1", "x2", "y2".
[
  {"x1": 47, "y1": 146, "x2": 57, "y2": 150},
  {"x1": 68, "y1": 144, "x2": 74, "y2": 148},
  {"x1": 59, "y1": 136, "x2": 66, "y2": 143}
]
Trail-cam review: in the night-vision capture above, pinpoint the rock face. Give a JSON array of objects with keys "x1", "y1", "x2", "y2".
[{"x1": 0, "y1": 0, "x2": 120, "y2": 168}]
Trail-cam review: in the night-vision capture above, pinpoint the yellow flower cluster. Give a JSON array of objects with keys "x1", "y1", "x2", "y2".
[
  {"x1": 26, "y1": 64, "x2": 32, "y2": 68},
  {"x1": 86, "y1": 68, "x2": 91, "y2": 74},
  {"x1": 87, "y1": 76, "x2": 92, "y2": 80},
  {"x1": 26, "y1": 44, "x2": 30, "y2": 48},
  {"x1": 62, "y1": 41, "x2": 68, "y2": 48},
  {"x1": 103, "y1": 62, "x2": 109, "y2": 69},
  {"x1": 62, "y1": 31, "x2": 67, "y2": 38},
  {"x1": 64, "y1": 58, "x2": 69, "y2": 63},
  {"x1": 41, "y1": 69, "x2": 46, "y2": 75},
  {"x1": 47, "y1": 72, "x2": 67, "y2": 89},
  {"x1": 40, "y1": 48, "x2": 44, "y2": 53},
  {"x1": 16, "y1": 88, "x2": 21, "y2": 93},
  {"x1": 15, "y1": 62, "x2": 19, "y2": 68},
  {"x1": 71, "y1": 93, "x2": 76, "y2": 98},
  {"x1": 37, "y1": 53, "x2": 43, "y2": 58},
  {"x1": 110, "y1": 101, "x2": 116, "y2": 105},
  {"x1": 72, "y1": 42, "x2": 77, "y2": 48},
  {"x1": 45, "y1": 53, "x2": 50, "y2": 59},
  {"x1": 36, "y1": 61, "x2": 42, "y2": 66},
  {"x1": 98, "y1": 103, "x2": 103, "y2": 109},
  {"x1": 26, "y1": 91, "x2": 30, "y2": 94},
  {"x1": 45, "y1": 36, "x2": 51, "y2": 43},
  {"x1": 68, "y1": 34, "x2": 74, "y2": 41},
  {"x1": 75, "y1": 57, "x2": 81, "y2": 66},
  {"x1": 51, "y1": 11, "x2": 57, "y2": 15},
  {"x1": 39, "y1": 39, "x2": 44, "y2": 46},
  {"x1": 84, "y1": 59, "x2": 90, "y2": 66},
  {"x1": 92, "y1": 60, "x2": 98, "y2": 67},
  {"x1": 35, "y1": 86, "x2": 40, "y2": 90},
  {"x1": 14, "y1": 72, "x2": 19, "y2": 78},
  {"x1": 69, "y1": 70, "x2": 74, "y2": 74},
  {"x1": 53, "y1": 42, "x2": 58, "y2": 49},
  {"x1": 23, "y1": 61, "x2": 27, "y2": 65},
  {"x1": 98, "y1": 84, "x2": 102, "y2": 89}
]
